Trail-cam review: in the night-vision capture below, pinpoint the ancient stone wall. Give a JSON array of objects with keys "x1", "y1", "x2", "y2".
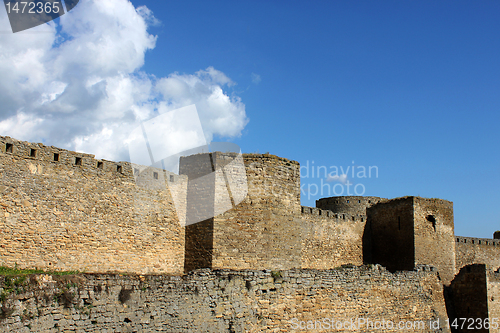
[
  {"x1": 365, "y1": 197, "x2": 415, "y2": 272},
  {"x1": 449, "y1": 264, "x2": 489, "y2": 332},
  {"x1": 0, "y1": 267, "x2": 450, "y2": 332},
  {"x1": 365, "y1": 197, "x2": 457, "y2": 285},
  {"x1": 487, "y1": 270, "x2": 500, "y2": 329},
  {"x1": 300, "y1": 206, "x2": 365, "y2": 269},
  {"x1": 456, "y1": 236, "x2": 500, "y2": 273},
  {"x1": 210, "y1": 154, "x2": 303, "y2": 271},
  {"x1": 413, "y1": 197, "x2": 456, "y2": 285},
  {"x1": 486, "y1": 269, "x2": 500, "y2": 332},
  {"x1": 316, "y1": 196, "x2": 386, "y2": 220},
  {"x1": 0, "y1": 136, "x2": 184, "y2": 275},
  {"x1": 447, "y1": 266, "x2": 500, "y2": 331},
  {"x1": 180, "y1": 152, "x2": 250, "y2": 272}
]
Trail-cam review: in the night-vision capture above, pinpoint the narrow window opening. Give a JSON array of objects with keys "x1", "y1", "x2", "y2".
[
  {"x1": 343, "y1": 214, "x2": 345, "y2": 220},
  {"x1": 5, "y1": 143, "x2": 13, "y2": 153},
  {"x1": 456, "y1": 238, "x2": 460, "y2": 242},
  {"x1": 170, "y1": 175, "x2": 174, "y2": 182},
  {"x1": 352, "y1": 216, "x2": 355, "y2": 221},
  {"x1": 426, "y1": 215, "x2": 436, "y2": 231},
  {"x1": 53, "y1": 153, "x2": 59, "y2": 162},
  {"x1": 368, "y1": 200, "x2": 371, "y2": 203},
  {"x1": 472, "y1": 240, "x2": 475, "y2": 244},
  {"x1": 97, "y1": 161, "x2": 103, "y2": 169},
  {"x1": 75, "y1": 157, "x2": 82, "y2": 165},
  {"x1": 153, "y1": 172, "x2": 158, "y2": 179},
  {"x1": 358, "y1": 200, "x2": 361, "y2": 203},
  {"x1": 30, "y1": 148, "x2": 36, "y2": 157},
  {"x1": 479, "y1": 240, "x2": 482, "y2": 245},
  {"x1": 347, "y1": 200, "x2": 349, "y2": 203},
  {"x1": 117, "y1": 165, "x2": 122, "y2": 173},
  {"x1": 361, "y1": 217, "x2": 364, "y2": 222}
]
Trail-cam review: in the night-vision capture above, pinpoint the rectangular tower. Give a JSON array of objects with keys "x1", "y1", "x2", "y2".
[
  {"x1": 366, "y1": 196, "x2": 456, "y2": 285},
  {"x1": 180, "y1": 153, "x2": 303, "y2": 272}
]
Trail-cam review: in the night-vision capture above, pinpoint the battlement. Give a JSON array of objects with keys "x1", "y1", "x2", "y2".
[
  {"x1": 0, "y1": 135, "x2": 186, "y2": 188},
  {"x1": 0, "y1": 135, "x2": 132, "y2": 176},
  {"x1": 242, "y1": 152, "x2": 300, "y2": 165},
  {"x1": 300, "y1": 205, "x2": 366, "y2": 222},
  {"x1": 456, "y1": 236, "x2": 500, "y2": 247},
  {"x1": 316, "y1": 196, "x2": 386, "y2": 223},
  {"x1": 455, "y1": 235, "x2": 500, "y2": 274},
  {"x1": 301, "y1": 206, "x2": 334, "y2": 217}
]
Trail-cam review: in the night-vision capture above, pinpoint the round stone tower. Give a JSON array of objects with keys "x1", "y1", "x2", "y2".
[{"x1": 316, "y1": 196, "x2": 386, "y2": 217}]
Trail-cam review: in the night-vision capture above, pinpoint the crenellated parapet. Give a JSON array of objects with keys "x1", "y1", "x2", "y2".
[
  {"x1": 0, "y1": 135, "x2": 131, "y2": 175},
  {"x1": 300, "y1": 206, "x2": 367, "y2": 222},
  {"x1": 456, "y1": 236, "x2": 500, "y2": 247},
  {"x1": 315, "y1": 196, "x2": 386, "y2": 222},
  {"x1": 455, "y1": 235, "x2": 500, "y2": 273}
]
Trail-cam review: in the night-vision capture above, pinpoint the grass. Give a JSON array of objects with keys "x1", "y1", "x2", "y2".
[
  {"x1": 0, "y1": 266, "x2": 80, "y2": 277},
  {"x1": 0, "y1": 265, "x2": 81, "y2": 302}
]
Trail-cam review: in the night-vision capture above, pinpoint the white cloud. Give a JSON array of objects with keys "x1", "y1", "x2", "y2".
[
  {"x1": 155, "y1": 67, "x2": 248, "y2": 142},
  {"x1": 326, "y1": 174, "x2": 348, "y2": 184},
  {"x1": 136, "y1": 5, "x2": 161, "y2": 27},
  {"x1": 251, "y1": 73, "x2": 261, "y2": 84},
  {"x1": 0, "y1": 0, "x2": 248, "y2": 162}
]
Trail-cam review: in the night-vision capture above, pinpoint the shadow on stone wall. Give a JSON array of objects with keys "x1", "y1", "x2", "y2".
[{"x1": 184, "y1": 218, "x2": 214, "y2": 273}]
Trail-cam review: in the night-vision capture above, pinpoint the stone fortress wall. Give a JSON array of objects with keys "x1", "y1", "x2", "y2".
[
  {"x1": 455, "y1": 236, "x2": 500, "y2": 273},
  {"x1": 2, "y1": 135, "x2": 499, "y2": 278},
  {"x1": 0, "y1": 267, "x2": 449, "y2": 333},
  {"x1": 0, "y1": 136, "x2": 185, "y2": 275},
  {"x1": 1, "y1": 135, "x2": 500, "y2": 331}
]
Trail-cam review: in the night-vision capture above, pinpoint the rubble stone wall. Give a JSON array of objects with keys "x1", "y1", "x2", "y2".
[{"x1": 0, "y1": 267, "x2": 450, "y2": 333}]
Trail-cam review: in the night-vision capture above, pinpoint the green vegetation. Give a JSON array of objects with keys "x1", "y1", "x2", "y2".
[
  {"x1": 0, "y1": 265, "x2": 80, "y2": 303},
  {"x1": 271, "y1": 271, "x2": 281, "y2": 279},
  {"x1": 0, "y1": 265, "x2": 80, "y2": 276},
  {"x1": 0, "y1": 275, "x2": 27, "y2": 301}
]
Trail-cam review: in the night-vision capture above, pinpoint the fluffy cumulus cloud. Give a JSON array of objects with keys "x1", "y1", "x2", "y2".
[{"x1": 0, "y1": 0, "x2": 248, "y2": 162}]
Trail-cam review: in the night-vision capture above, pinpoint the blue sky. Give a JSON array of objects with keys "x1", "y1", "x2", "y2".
[
  {"x1": 1, "y1": 0, "x2": 499, "y2": 238},
  {"x1": 134, "y1": 0, "x2": 500, "y2": 238}
]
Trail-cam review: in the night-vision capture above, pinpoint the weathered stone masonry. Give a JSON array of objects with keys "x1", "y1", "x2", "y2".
[
  {"x1": 1, "y1": 135, "x2": 500, "y2": 332},
  {"x1": 0, "y1": 136, "x2": 185, "y2": 275},
  {"x1": 0, "y1": 267, "x2": 449, "y2": 332}
]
